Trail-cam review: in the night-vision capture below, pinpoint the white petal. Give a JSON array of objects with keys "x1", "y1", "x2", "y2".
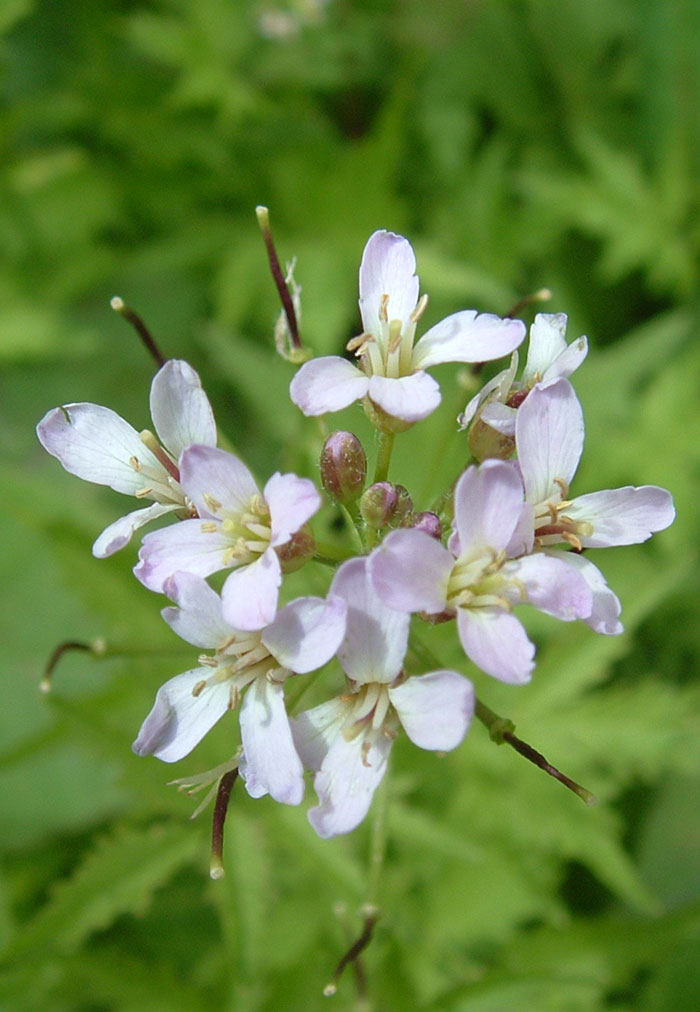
[
  {"x1": 358, "y1": 230, "x2": 419, "y2": 337},
  {"x1": 369, "y1": 529, "x2": 452, "y2": 614},
  {"x1": 238, "y1": 679, "x2": 304, "y2": 805},
  {"x1": 546, "y1": 550, "x2": 623, "y2": 635},
  {"x1": 523, "y1": 313, "x2": 569, "y2": 381},
  {"x1": 457, "y1": 607, "x2": 534, "y2": 683},
  {"x1": 389, "y1": 670, "x2": 474, "y2": 751},
  {"x1": 160, "y1": 572, "x2": 230, "y2": 648},
  {"x1": 179, "y1": 445, "x2": 259, "y2": 518},
  {"x1": 516, "y1": 378, "x2": 584, "y2": 505},
  {"x1": 92, "y1": 502, "x2": 179, "y2": 558},
  {"x1": 291, "y1": 697, "x2": 348, "y2": 772},
  {"x1": 134, "y1": 518, "x2": 231, "y2": 591},
  {"x1": 265, "y1": 471, "x2": 321, "y2": 546},
  {"x1": 220, "y1": 549, "x2": 281, "y2": 631},
  {"x1": 263, "y1": 595, "x2": 347, "y2": 673},
  {"x1": 413, "y1": 312, "x2": 526, "y2": 369},
  {"x1": 367, "y1": 371, "x2": 441, "y2": 423},
  {"x1": 289, "y1": 356, "x2": 368, "y2": 416},
  {"x1": 542, "y1": 336, "x2": 588, "y2": 383},
  {"x1": 37, "y1": 403, "x2": 162, "y2": 495},
  {"x1": 308, "y1": 731, "x2": 393, "y2": 838},
  {"x1": 150, "y1": 360, "x2": 217, "y2": 457},
  {"x1": 132, "y1": 669, "x2": 230, "y2": 763},
  {"x1": 330, "y1": 557, "x2": 410, "y2": 684},
  {"x1": 479, "y1": 400, "x2": 517, "y2": 435},
  {"x1": 567, "y1": 486, "x2": 675, "y2": 548},
  {"x1": 453, "y1": 460, "x2": 525, "y2": 554},
  {"x1": 457, "y1": 354, "x2": 518, "y2": 430},
  {"x1": 502, "y1": 553, "x2": 592, "y2": 620}
]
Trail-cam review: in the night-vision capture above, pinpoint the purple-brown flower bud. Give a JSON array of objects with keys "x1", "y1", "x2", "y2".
[
  {"x1": 320, "y1": 431, "x2": 367, "y2": 504},
  {"x1": 403, "y1": 511, "x2": 442, "y2": 539},
  {"x1": 276, "y1": 524, "x2": 316, "y2": 573},
  {"x1": 360, "y1": 482, "x2": 413, "y2": 528}
]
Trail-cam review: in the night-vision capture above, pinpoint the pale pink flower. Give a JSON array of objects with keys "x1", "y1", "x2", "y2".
[
  {"x1": 134, "y1": 445, "x2": 320, "y2": 630},
  {"x1": 290, "y1": 230, "x2": 525, "y2": 426},
  {"x1": 36, "y1": 360, "x2": 216, "y2": 557},
  {"x1": 369, "y1": 460, "x2": 593, "y2": 684},
  {"x1": 292, "y1": 557, "x2": 474, "y2": 838},
  {"x1": 133, "y1": 573, "x2": 346, "y2": 805}
]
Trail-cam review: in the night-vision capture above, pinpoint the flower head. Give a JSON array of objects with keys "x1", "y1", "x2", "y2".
[
  {"x1": 132, "y1": 572, "x2": 346, "y2": 805},
  {"x1": 290, "y1": 230, "x2": 525, "y2": 429},
  {"x1": 36, "y1": 360, "x2": 217, "y2": 556},
  {"x1": 292, "y1": 557, "x2": 474, "y2": 837},
  {"x1": 134, "y1": 445, "x2": 321, "y2": 630},
  {"x1": 370, "y1": 460, "x2": 593, "y2": 684}
]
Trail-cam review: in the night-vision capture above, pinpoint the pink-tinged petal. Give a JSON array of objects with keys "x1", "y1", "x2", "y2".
[
  {"x1": 368, "y1": 371, "x2": 441, "y2": 423},
  {"x1": 330, "y1": 557, "x2": 409, "y2": 684},
  {"x1": 502, "y1": 553, "x2": 592, "y2": 620},
  {"x1": 516, "y1": 378, "x2": 584, "y2": 504},
  {"x1": 92, "y1": 502, "x2": 179, "y2": 558},
  {"x1": 238, "y1": 679, "x2": 304, "y2": 805},
  {"x1": 179, "y1": 445, "x2": 258, "y2": 518},
  {"x1": 265, "y1": 471, "x2": 321, "y2": 546},
  {"x1": 263, "y1": 595, "x2": 347, "y2": 673},
  {"x1": 413, "y1": 312, "x2": 526, "y2": 369},
  {"x1": 135, "y1": 518, "x2": 231, "y2": 591},
  {"x1": 160, "y1": 572, "x2": 230, "y2": 648},
  {"x1": 567, "y1": 486, "x2": 675, "y2": 548},
  {"x1": 546, "y1": 550, "x2": 623, "y2": 635},
  {"x1": 523, "y1": 313, "x2": 568, "y2": 381},
  {"x1": 221, "y1": 548, "x2": 281, "y2": 631},
  {"x1": 308, "y1": 731, "x2": 393, "y2": 838},
  {"x1": 358, "y1": 230, "x2": 419, "y2": 336},
  {"x1": 453, "y1": 460, "x2": 525, "y2": 554},
  {"x1": 37, "y1": 403, "x2": 161, "y2": 495},
  {"x1": 504, "y1": 498, "x2": 536, "y2": 558},
  {"x1": 291, "y1": 697, "x2": 348, "y2": 771},
  {"x1": 457, "y1": 608, "x2": 534, "y2": 684},
  {"x1": 290, "y1": 356, "x2": 368, "y2": 416},
  {"x1": 389, "y1": 671, "x2": 474, "y2": 751},
  {"x1": 132, "y1": 669, "x2": 230, "y2": 763},
  {"x1": 369, "y1": 529, "x2": 452, "y2": 614},
  {"x1": 150, "y1": 360, "x2": 216, "y2": 457}
]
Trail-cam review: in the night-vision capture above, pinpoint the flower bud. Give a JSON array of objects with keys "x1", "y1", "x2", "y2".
[
  {"x1": 320, "y1": 431, "x2": 367, "y2": 504},
  {"x1": 403, "y1": 511, "x2": 442, "y2": 540},
  {"x1": 276, "y1": 524, "x2": 316, "y2": 573},
  {"x1": 360, "y1": 482, "x2": 413, "y2": 528}
]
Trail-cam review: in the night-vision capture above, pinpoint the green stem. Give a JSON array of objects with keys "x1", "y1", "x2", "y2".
[
  {"x1": 313, "y1": 539, "x2": 356, "y2": 564},
  {"x1": 373, "y1": 431, "x2": 395, "y2": 484},
  {"x1": 338, "y1": 502, "x2": 367, "y2": 554}
]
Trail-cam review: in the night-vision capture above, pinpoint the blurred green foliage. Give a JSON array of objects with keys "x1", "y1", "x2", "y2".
[{"x1": 1, "y1": 0, "x2": 699, "y2": 1008}]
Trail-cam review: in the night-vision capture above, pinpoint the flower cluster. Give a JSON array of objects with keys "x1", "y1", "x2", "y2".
[{"x1": 37, "y1": 228, "x2": 675, "y2": 839}]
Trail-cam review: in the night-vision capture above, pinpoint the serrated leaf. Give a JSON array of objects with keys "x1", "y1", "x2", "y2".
[{"x1": 0, "y1": 821, "x2": 203, "y2": 966}]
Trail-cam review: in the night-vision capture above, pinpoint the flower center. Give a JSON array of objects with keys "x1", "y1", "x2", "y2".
[
  {"x1": 199, "y1": 492, "x2": 273, "y2": 566},
  {"x1": 346, "y1": 293, "x2": 428, "y2": 380},
  {"x1": 533, "y1": 480, "x2": 593, "y2": 550},
  {"x1": 191, "y1": 631, "x2": 282, "y2": 708},
  {"x1": 340, "y1": 682, "x2": 399, "y2": 766},
  {"x1": 446, "y1": 548, "x2": 515, "y2": 611}
]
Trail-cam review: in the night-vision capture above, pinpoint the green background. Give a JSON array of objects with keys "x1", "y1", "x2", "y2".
[{"x1": 1, "y1": 0, "x2": 699, "y2": 1008}]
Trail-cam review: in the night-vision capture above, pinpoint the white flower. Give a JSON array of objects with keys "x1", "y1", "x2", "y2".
[
  {"x1": 36, "y1": 360, "x2": 216, "y2": 557},
  {"x1": 134, "y1": 445, "x2": 321, "y2": 630},
  {"x1": 132, "y1": 573, "x2": 346, "y2": 805},
  {"x1": 292, "y1": 557, "x2": 474, "y2": 837},
  {"x1": 369, "y1": 460, "x2": 593, "y2": 684},
  {"x1": 290, "y1": 230, "x2": 525, "y2": 427}
]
